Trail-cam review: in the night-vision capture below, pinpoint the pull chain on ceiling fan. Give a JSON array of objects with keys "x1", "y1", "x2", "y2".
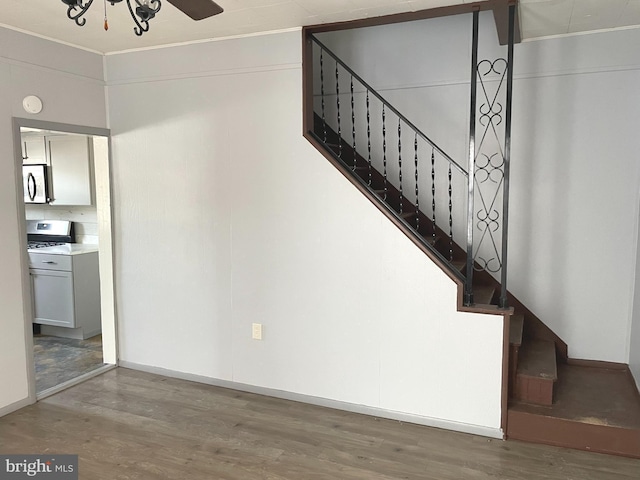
[{"x1": 61, "y1": 0, "x2": 224, "y2": 37}]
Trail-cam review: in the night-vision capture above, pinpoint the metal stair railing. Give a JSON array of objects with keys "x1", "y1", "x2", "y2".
[
  {"x1": 306, "y1": 5, "x2": 516, "y2": 308},
  {"x1": 310, "y1": 35, "x2": 468, "y2": 284}
]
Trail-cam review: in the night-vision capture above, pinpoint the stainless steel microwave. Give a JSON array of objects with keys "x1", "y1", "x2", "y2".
[{"x1": 23, "y1": 164, "x2": 50, "y2": 204}]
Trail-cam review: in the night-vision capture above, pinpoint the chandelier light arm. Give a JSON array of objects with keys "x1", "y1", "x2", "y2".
[
  {"x1": 143, "y1": 0, "x2": 162, "y2": 16},
  {"x1": 127, "y1": 0, "x2": 149, "y2": 36},
  {"x1": 128, "y1": 0, "x2": 162, "y2": 36},
  {"x1": 66, "y1": 0, "x2": 95, "y2": 27}
]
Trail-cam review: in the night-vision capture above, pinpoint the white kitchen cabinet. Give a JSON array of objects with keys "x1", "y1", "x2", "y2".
[
  {"x1": 29, "y1": 250, "x2": 101, "y2": 340},
  {"x1": 20, "y1": 133, "x2": 94, "y2": 206},
  {"x1": 21, "y1": 135, "x2": 48, "y2": 165},
  {"x1": 47, "y1": 135, "x2": 93, "y2": 206},
  {"x1": 31, "y1": 269, "x2": 75, "y2": 328}
]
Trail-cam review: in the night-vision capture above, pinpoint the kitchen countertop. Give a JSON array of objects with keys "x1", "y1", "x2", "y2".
[{"x1": 28, "y1": 244, "x2": 99, "y2": 255}]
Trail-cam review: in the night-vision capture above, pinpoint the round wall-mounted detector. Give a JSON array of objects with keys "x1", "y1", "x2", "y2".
[{"x1": 23, "y1": 95, "x2": 43, "y2": 114}]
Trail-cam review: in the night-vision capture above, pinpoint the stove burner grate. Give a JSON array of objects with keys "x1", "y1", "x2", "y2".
[{"x1": 28, "y1": 241, "x2": 67, "y2": 249}]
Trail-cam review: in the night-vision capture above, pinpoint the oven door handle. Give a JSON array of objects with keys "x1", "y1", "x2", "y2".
[{"x1": 27, "y1": 172, "x2": 37, "y2": 201}]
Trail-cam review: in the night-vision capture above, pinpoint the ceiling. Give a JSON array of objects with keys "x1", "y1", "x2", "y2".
[{"x1": 0, "y1": 0, "x2": 639, "y2": 54}]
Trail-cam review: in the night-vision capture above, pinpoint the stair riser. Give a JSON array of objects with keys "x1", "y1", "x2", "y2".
[
  {"x1": 509, "y1": 344, "x2": 519, "y2": 396},
  {"x1": 508, "y1": 409, "x2": 640, "y2": 458},
  {"x1": 515, "y1": 375, "x2": 554, "y2": 406}
]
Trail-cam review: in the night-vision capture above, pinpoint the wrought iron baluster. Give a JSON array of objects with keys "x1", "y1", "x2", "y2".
[
  {"x1": 382, "y1": 105, "x2": 387, "y2": 200},
  {"x1": 431, "y1": 147, "x2": 436, "y2": 244},
  {"x1": 309, "y1": 35, "x2": 472, "y2": 283},
  {"x1": 500, "y1": 4, "x2": 516, "y2": 308},
  {"x1": 309, "y1": 36, "x2": 467, "y2": 175},
  {"x1": 320, "y1": 49, "x2": 327, "y2": 143},
  {"x1": 465, "y1": 10, "x2": 479, "y2": 306},
  {"x1": 366, "y1": 91, "x2": 372, "y2": 186},
  {"x1": 448, "y1": 163, "x2": 453, "y2": 261},
  {"x1": 398, "y1": 119, "x2": 403, "y2": 214},
  {"x1": 351, "y1": 76, "x2": 356, "y2": 170},
  {"x1": 336, "y1": 61, "x2": 342, "y2": 159},
  {"x1": 414, "y1": 133, "x2": 419, "y2": 231}
]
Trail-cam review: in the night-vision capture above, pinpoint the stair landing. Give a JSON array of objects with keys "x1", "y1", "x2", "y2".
[{"x1": 508, "y1": 363, "x2": 640, "y2": 458}]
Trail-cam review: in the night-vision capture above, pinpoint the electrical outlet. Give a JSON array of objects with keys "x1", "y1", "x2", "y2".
[{"x1": 252, "y1": 323, "x2": 263, "y2": 340}]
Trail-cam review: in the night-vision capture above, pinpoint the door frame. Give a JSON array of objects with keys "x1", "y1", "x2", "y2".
[{"x1": 12, "y1": 117, "x2": 118, "y2": 402}]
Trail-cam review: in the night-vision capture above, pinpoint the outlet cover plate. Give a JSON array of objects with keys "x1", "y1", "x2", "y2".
[{"x1": 252, "y1": 323, "x2": 263, "y2": 340}]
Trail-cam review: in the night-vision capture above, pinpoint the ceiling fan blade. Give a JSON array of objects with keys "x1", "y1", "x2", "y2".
[{"x1": 166, "y1": 0, "x2": 224, "y2": 21}]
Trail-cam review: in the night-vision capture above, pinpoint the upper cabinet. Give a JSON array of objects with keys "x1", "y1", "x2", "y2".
[
  {"x1": 48, "y1": 136, "x2": 93, "y2": 206},
  {"x1": 21, "y1": 135, "x2": 48, "y2": 165},
  {"x1": 21, "y1": 133, "x2": 94, "y2": 206}
]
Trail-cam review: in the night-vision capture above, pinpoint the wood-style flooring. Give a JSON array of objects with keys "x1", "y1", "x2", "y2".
[{"x1": 0, "y1": 368, "x2": 638, "y2": 479}]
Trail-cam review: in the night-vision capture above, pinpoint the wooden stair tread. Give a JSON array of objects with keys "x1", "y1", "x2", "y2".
[
  {"x1": 508, "y1": 364, "x2": 640, "y2": 457},
  {"x1": 414, "y1": 234, "x2": 438, "y2": 247},
  {"x1": 517, "y1": 339, "x2": 557, "y2": 381},
  {"x1": 510, "y1": 314, "x2": 524, "y2": 347},
  {"x1": 451, "y1": 260, "x2": 466, "y2": 272},
  {"x1": 511, "y1": 364, "x2": 640, "y2": 428},
  {"x1": 425, "y1": 236, "x2": 439, "y2": 246},
  {"x1": 507, "y1": 406, "x2": 640, "y2": 458},
  {"x1": 472, "y1": 285, "x2": 495, "y2": 305}
]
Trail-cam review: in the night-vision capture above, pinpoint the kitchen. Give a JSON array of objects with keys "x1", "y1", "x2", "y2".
[{"x1": 21, "y1": 126, "x2": 107, "y2": 395}]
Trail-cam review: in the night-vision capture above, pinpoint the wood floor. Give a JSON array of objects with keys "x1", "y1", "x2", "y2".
[{"x1": 0, "y1": 368, "x2": 638, "y2": 479}]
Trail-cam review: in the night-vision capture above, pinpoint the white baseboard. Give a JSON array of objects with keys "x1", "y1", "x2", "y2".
[
  {"x1": 119, "y1": 361, "x2": 504, "y2": 440},
  {"x1": 0, "y1": 397, "x2": 33, "y2": 418},
  {"x1": 40, "y1": 325, "x2": 101, "y2": 340}
]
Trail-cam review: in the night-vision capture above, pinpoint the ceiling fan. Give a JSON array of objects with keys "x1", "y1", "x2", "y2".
[{"x1": 61, "y1": 0, "x2": 224, "y2": 36}]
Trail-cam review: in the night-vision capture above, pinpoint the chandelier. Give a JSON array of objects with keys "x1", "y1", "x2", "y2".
[{"x1": 61, "y1": 0, "x2": 162, "y2": 36}]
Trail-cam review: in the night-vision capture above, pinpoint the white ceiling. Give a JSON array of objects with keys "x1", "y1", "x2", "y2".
[{"x1": 0, "y1": 0, "x2": 638, "y2": 54}]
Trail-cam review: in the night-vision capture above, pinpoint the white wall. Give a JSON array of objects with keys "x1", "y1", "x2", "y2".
[
  {"x1": 631, "y1": 202, "x2": 640, "y2": 389},
  {"x1": 106, "y1": 30, "x2": 505, "y2": 433},
  {"x1": 0, "y1": 27, "x2": 106, "y2": 414},
  {"x1": 318, "y1": 14, "x2": 640, "y2": 363}
]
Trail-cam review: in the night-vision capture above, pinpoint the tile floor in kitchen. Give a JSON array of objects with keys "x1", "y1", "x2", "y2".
[{"x1": 33, "y1": 334, "x2": 104, "y2": 393}]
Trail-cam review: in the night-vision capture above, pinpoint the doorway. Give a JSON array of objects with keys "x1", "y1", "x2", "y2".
[{"x1": 13, "y1": 118, "x2": 117, "y2": 400}]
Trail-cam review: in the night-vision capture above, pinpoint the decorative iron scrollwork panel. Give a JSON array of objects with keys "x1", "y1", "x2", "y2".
[{"x1": 473, "y1": 56, "x2": 508, "y2": 275}]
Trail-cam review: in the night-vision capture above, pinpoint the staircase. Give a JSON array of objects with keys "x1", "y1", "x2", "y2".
[
  {"x1": 304, "y1": 28, "x2": 640, "y2": 458},
  {"x1": 311, "y1": 112, "x2": 640, "y2": 458},
  {"x1": 507, "y1": 307, "x2": 640, "y2": 458}
]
